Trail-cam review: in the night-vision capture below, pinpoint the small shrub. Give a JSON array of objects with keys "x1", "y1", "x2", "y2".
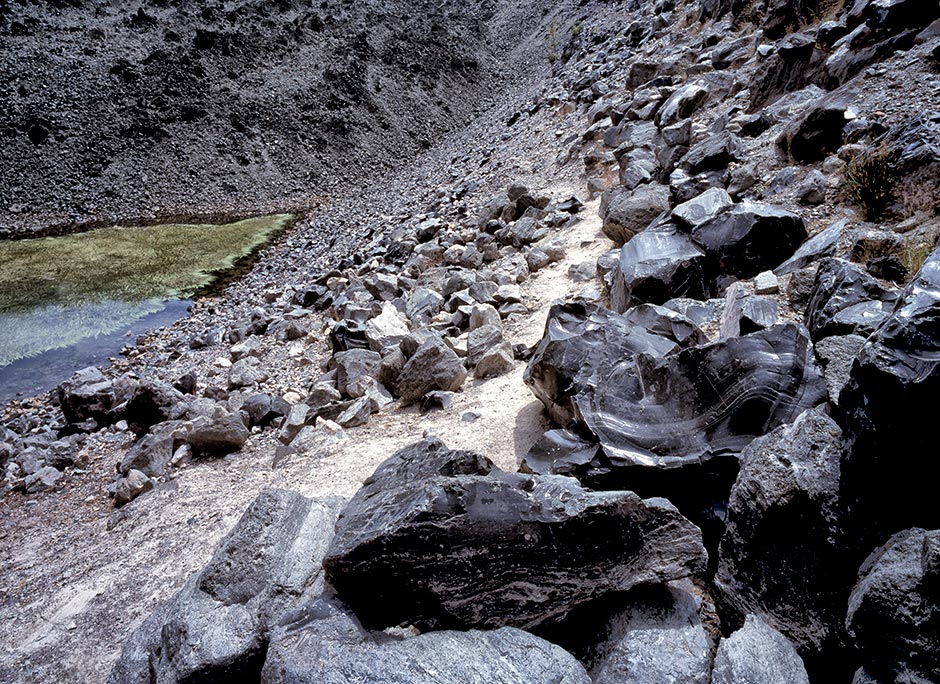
[{"x1": 841, "y1": 145, "x2": 895, "y2": 221}]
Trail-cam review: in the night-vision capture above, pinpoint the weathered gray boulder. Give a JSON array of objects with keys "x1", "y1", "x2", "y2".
[
  {"x1": 774, "y1": 218, "x2": 848, "y2": 275},
  {"x1": 261, "y1": 598, "x2": 591, "y2": 684},
  {"x1": 680, "y1": 130, "x2": 743, "y2": 174},
  {"x1": 610, "y1": 224, "x2": 710, "y2": 312},
  {"x1": 712, "y1": 614, "x2": 810, "y2": 684},
  {"x1": 715, "y1": 410, "x2": 852, "y2": 672},
  {"x1": 776, "y1": 98, "x2": 848, "y2": 163},
  {"x1": 323, "y1": 438, "x2": 707, "y2": 631},
  {"x1": 108, "y1": 490, "x2": 345, "y2": 684},
  {"x1": 602, "y1": 183, "x2": 671, "y2": 245},
  {"x1": 119, "y1": 421, "x2": 189, "y2": 477},
  {"x1": 837, "y1": 246, "x2": 940, "y2": 531},
  {"x1": 540, "y1": 584, "x2": 712, "y2": 684},
  {"x1": 691, "y1": 202, "x2": 807, "y2": 280},
  {"x1": 846, "y1": 528, "x2": 940, "y2": 684},
  {"x1": 125, "y1": 379, "x2": 188, "y2": 436},
  {"x1": 57, "y1": 367, "x2": 115, "y2": 426},
  {"x1": 187, "y1": 413, "x2": 250, "y2": 457},
  {"x1": 394, "y1": 338, "x2": 467, "y2": 404},
  {"x1": 334, "y1": 349, "x2": 383, "y2": 399},
  {"x1": 241, "y1": 394, "x2": 290, "y2": 428}
]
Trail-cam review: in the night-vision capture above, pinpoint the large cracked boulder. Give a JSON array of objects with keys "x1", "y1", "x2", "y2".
[
  {"x1": 538, "y1": 583, "x2": 712, "y2": 684},
  {"x1": 804, "y1": 258, "x2": 898, "y2": 342},
  {"x1": 394, "y1": 337, "x2": 467, "y2": 404},
  {"x1": 610, "y1": 224, "x2": 710, "y2": 312},
  {"x1": 322, "y1": 438, "x2": 707, "y2": 631},
  {"x1": 601, "y1": 183, "x2": 671, "y2": 245},
  {"x1": 691, "y1": 202, "x2": 807, "y2": 280},
  {"x1": 837, "y1": 245, "x2": 940, "y2": 531},
  {"x1": 108, "y1": 490, "x2": 345, "y2": 684},
  {"x1": 846, "y1": 528, "x2": 940, "y2": 684},
  {"x1": 261, "y1": 598, "x2": 591, "y2": 684},
  {"x1": 57, "y1": 366, "x2": 116, "y2": 426},
  {"x1": 715, "y1": 410, "x2": 853, "y2": 676},
  {"x1": 712, "y1": 614, "x2": 810, "y2": 684},
  {"x1": 572, "y1": 324, "x2": 826, "y2": 475},
  {"x1": 523, "y1": 302, "x2": 676, "y2": 426},
  {"x1": 125, "y1": 379, "x2": 188, "y2": 436}
]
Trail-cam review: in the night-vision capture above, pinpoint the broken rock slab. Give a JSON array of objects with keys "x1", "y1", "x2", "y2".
[
  {"x1": 323, "y1": 438, "x2": 707, "y2": 631},
  {"x1": 261, "y1": 598, "x2": 591, "y2": 684},
  {"x1": 108, "y1": 490, "x2": 345, "y2": 684},
  {"x1": 712, "y1": 614, "x2": 810, "y2": 684}
]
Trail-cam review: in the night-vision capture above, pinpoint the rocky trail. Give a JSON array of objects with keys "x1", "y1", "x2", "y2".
[{"x1": 4, "y1": 0, "x2": 940, "y2": 682}]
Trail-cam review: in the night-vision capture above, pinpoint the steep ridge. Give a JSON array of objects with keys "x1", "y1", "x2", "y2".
[{"x1": 0, "y1": 0, "x2": 555, "y2": 237}]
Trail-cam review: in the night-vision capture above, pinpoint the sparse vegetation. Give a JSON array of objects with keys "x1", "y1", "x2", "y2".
[{"x1": 841, "y1": 144, "x2": 896, "y2": 221}]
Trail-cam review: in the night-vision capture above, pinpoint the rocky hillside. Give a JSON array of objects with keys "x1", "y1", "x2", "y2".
[
  {"x1": 0, "y1": 0, "x2": 551, "y2": 236},
  {"x1": 4, "y1": 0, "x2": 940, "y2": 683}
]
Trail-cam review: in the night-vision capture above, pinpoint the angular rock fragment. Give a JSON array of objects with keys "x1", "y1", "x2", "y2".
[
  {"x1": 838, "y1": 246, "x2": 940, "y2": 531},
  {"x1": 804, "y1": 258, "x2": 898, "y2": 341},
  {"x1": 621, "y1": 304, "x2": 708, "y2": 348},
  {"x1": 125, "y1": 379, "x2": 187, "y2": 436},
  {"x1": 187, "y1": 413, "x2": 250, "y2": 457},
  {"x1": 323, "y1": 438, "x2": 707, "y2": 631},
  {"x1": 108, "y1": 490, "x2": 344, "y2": 684},
  {"x1": 712, "y1": 615, "x2": 810, "y2": 684},
  {"x1": 601, "y1": 183, "x2": 671, "y2": 245},
  {"x1": 774, "y1": 218, "x2": 848, "y2": 275},
  {"x1": 846, "y1": 527, "x2": 940, "y2": 684},
  {"x1": 610, "y1": 224, "x2": 710, "y2": 312},
  {"x1": 777, "y1": 98, "x2": 848, "y2": 163},
  {"x1": 261, "y1": 598, "x2": 591, "y2": 684},
  {"x1": 672, "y1": 187, "x2": 733, "y2": 231},
  {"x1": 715, "y1": 410, "x2": 852, "y2": 671},
  {"x1": 394, "y1": 338, "x2": 467, "y2": 404},
  {"x1": 57, "y1": 367, "x2": 115, "y2": 426},
  {"x1": 539, "y1": 584, "x2": 712, "y2": 684},
  {"x1": 334, "y1": 349, "x2": 383, "y2": 399},
  {"x1": 691, "y1": 202, "x2": 807, "y2": 280}
]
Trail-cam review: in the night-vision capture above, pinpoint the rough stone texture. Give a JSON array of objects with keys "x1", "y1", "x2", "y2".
[
  {"x1": 334, "y1": 349, "x2": 383, "y2": 399},
  {"x1": 814, "y1": 334, "x2": 867, "y2": 404},
  {"x1": 187, "y1": 413, "x2": 250, "y2": 457},
  {"x1": 601, "y1": 183, "x2": 671, "y2": 245},
  {"x1": 691, "y1": 202, "x2": 807, "y2": 280},
  {"x1": 108, "y1": 490, "x2": 344, "y2": 684},
  {"x1": 539, "y1": 584, "x2": 712, "y2": 684},
  {"x1": 846, "y1": 528, "x2": 940, "y2": 684},
  {"x1": 715, "y1": 410, "x2": 852, "y2": 672},
  {"x1": 57, "y1": 367, "x2": 115, "y2": 426},
  {"x1": 125, "y1": 379, "x2": 188, "y2": 436},
  {"x1": 394, "y1": 338, "x2": 468, "y2": 404},
  {"x1": 323, "y1": 438, "x2": 707, "y2": 631},
  {"x1": 712, "y1": 614, "x2": 810, "y2": 684},
  {"x1": 261, "y1": 598, "x2": 591, "y2": 684},
  {"x1": 610, "y1": 224, "x2": 710, "y2": 312},
  {"x1": 837, "y1": 246, "x2": 940, "y2": 532}
]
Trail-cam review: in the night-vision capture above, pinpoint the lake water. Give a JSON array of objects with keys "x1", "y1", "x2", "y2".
[{"x1": 0, "y1": 215, "x2": 291, "y2": 405}]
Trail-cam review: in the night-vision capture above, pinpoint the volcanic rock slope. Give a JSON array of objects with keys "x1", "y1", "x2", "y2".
[
  {"x1": 0, "y1": 0, "x2": 549, "y2": 236},
  {"x1": 4, "y1": 0, "x2": 940, "y2": 683}
]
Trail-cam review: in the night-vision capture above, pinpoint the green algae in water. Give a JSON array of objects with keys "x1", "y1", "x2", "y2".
[{"x1": 0, "y1": 214, "x2": 291, "y2": 367}]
